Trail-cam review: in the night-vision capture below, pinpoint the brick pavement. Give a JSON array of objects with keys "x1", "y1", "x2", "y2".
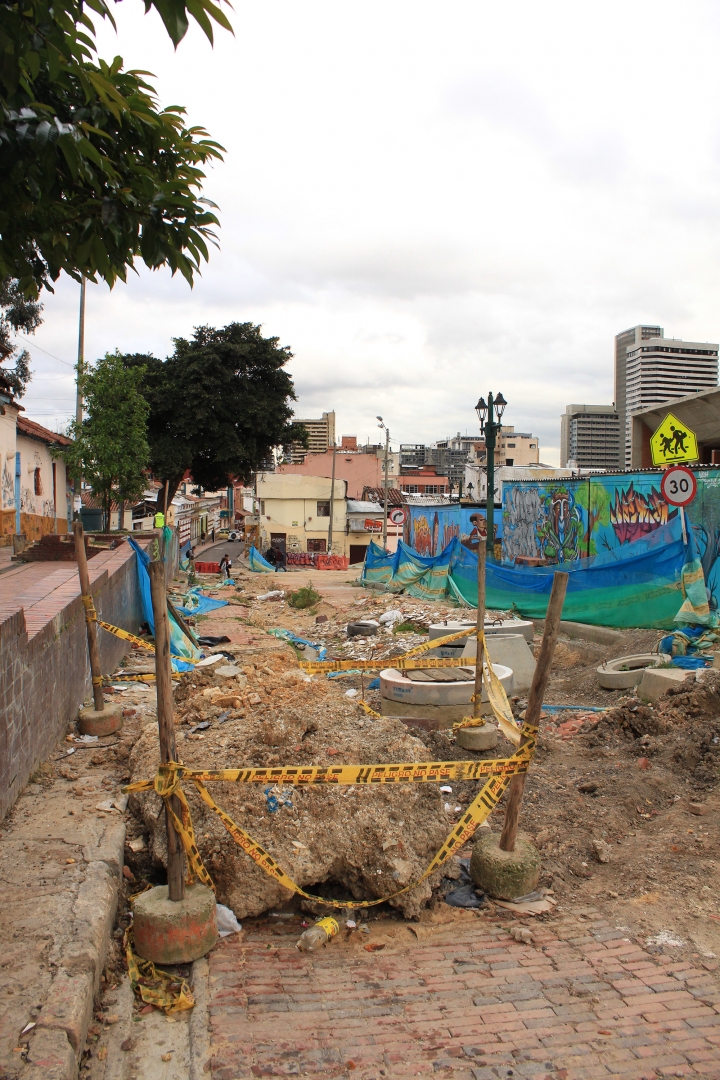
[{"x1": 207, "y1": 908, "x2": 720, "y2": 1080}]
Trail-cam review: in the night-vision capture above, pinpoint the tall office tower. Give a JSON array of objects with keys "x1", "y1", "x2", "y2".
[
  {"x1": 287, "y1": 411, "x2": 336, "y2": 463},
  {"x1": 560, "y1": 405, "x2": 621, "y2": 469},
  {"x1": 614, "y1": 325, "x2": 662, "y2": 468},
  {"x1": 615, "y1": 326, "x2": 718, "y2": 466}
]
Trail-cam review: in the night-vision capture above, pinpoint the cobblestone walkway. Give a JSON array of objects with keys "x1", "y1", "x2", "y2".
[{"x1": 207, "y1": 908, "x2": 720, "y2": 1080}]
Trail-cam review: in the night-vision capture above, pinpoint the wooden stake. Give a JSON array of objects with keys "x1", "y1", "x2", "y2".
[
  {"x1": 499, "y1": 571, "x2": 568, "y2": 853},
  {"x1": 73, "y1": 520, "x2": 105, "y2": 712},
  {"x1": 167, "y1": 595, "x2": 200, "y2": 649},
  {"x1": 472, "y1": 537, "x2": 487, "y2": 720},
  {"x1": 149, "y1": 560, "x2": 185, "y2": 901}
]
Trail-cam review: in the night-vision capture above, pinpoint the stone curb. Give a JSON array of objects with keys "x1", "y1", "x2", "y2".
[
  {"x1": 189, "y1": 956, "x2": 211, "y2": 1080},
  {"x1": 20, "y1": 821, "x2": 126, "y2": 1079}
]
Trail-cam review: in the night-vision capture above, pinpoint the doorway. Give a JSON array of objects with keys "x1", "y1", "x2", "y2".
[{"x1": 349, "y1": 544, "x2": 368, "y2": 565}]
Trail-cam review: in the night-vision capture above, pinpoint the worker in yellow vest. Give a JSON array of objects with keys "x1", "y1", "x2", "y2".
[{"x1": 154, "y1": 510, "x2": 165, "y2": 529}]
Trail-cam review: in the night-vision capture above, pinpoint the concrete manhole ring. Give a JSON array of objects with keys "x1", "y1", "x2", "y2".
[
  {"x1": 597, "y1": 653, "x2": 662, "y2": 689},
  {"x1": 380, "y1": 663, "x2": 513, "y2": 706}
]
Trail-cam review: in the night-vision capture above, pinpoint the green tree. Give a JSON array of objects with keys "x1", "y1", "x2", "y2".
[
  {"x1": 0, "y1": 278, "x2": 43, "y2": 396},
  {"x1": 62, "y1": 350, "x2": 150, "y2": 527},
  {"x1": 1, "y1": 0, "x2": 231, "y2": 296},
  {"x1": 122, "y1": 322, "x2": 300, "y2": 507}
]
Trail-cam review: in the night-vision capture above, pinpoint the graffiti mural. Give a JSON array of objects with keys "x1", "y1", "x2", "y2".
[
  {"x1": 405, "y1": 505, "x2": 503, "y2": 558},
  {"x1": 501, "y1": 471, "x2": 712, "y2": 565},
  {"x1": 2, "y1": 462, "x2": 14, "y2": 509},
  {"x1": 609, "y1": 483, "x2": 676, "y2": 545},
  {"x1": 536, "y1": 487, "x2": 583, "y2": 562}
]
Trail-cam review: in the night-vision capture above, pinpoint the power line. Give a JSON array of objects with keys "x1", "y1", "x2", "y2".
[{"x1": 17, "y1": 335, "x2": 74, "y2": 368}]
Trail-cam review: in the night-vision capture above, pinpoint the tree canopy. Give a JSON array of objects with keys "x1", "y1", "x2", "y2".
[
  {"x1": 1, "y1": 0, "x2": 231, "y2": 296},
  {"x1": 122, "y1": 322, "x2": 301, "y2": 506},
  {"x1": 61, "y1": 350, "x2": 150, "y2": 525},
  {"x1": 0, "y1": 278, "x2": 42, "y2": 396}
]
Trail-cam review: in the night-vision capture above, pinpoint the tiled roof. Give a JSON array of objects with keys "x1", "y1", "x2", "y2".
[
  {"x1": 362, "y1": 487, "x2": 406, "y2": 506},
  {"x1": 17, "y1": 415, "x2": 72, "y2": 447}
]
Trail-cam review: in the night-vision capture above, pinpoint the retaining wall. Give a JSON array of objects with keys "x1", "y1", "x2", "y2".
[{"x1": 0, "y1": 542, "x2": 145, "y2": 820}]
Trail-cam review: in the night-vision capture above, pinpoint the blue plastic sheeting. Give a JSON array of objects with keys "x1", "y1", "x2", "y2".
[
  {"x1": 248, "y1": 545, "x2": 274, "y2": 572},
  {"x1": 266, "y1": 627, "x2": 328, "y2": 660},
  {"x1": 670, "y1": 656, "x2": 710, "y2": 669},
  {"x1": 176, "y1": 587, "x2": 228, "y2": 617},
  {"x1": 128, "y1": 540, "x2": 200, "y2": 671}
]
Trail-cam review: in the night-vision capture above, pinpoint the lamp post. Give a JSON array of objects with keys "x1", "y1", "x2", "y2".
[
  {"x1": 377, "y1": 417, "x2": 390, "y2": 550},
  {"x1": 475, "y1": 392, "x2": 507, "y2": 558}
]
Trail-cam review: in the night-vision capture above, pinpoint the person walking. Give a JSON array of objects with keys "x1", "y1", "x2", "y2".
[
  {"x1": 219, "y1": 553, "x2": 231, "y2": 578},
  {"x1": 275, "y1": 545, "x2": 287, "y2": 572}
]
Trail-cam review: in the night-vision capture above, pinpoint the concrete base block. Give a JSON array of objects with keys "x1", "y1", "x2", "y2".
[
  {"x1": 133, "y1": 884, "x2": 218, "y2": 964},
  {"x1": 456, "y1": 723, "x2": 498, "y2": 751},
  {"x1": 470, "y1": 830, "x2": 541, "y2": 900},
  {"x1": 78, "y1": 702, "x2": 123, "y2": 737},
  {"x1": 638, "y1": 666, "x2": 694, "y2": 702}
]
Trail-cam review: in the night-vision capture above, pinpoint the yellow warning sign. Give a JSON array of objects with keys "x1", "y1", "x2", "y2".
[{"x1": 650, "y1": 412, "x2": 699, "y2": 466}]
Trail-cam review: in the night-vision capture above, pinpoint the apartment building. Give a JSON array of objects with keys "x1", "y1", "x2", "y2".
[
  {"x1": 560, "y1": 405, "x2": 621, "y2": 469},
  {"x1": 286, "y1": 410, "x2": 336, "y2": 464},
  {"x1": 615, "y1": 326, "x2": 718, "y2": 467}
]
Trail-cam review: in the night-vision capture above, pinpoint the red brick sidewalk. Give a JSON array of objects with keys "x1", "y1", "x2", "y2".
[{"x1": 207, "y1": 908, "x2": 720, "y2": 1080}]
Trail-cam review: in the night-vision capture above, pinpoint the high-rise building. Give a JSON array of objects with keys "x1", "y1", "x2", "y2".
[
  {"x1": 560, "y1": 405, "x2": 621, "y2": 469},
  {"x1": 615, "y1": 326, "x2": 718, "y2": 467},
  {"x1": 287, "y1": 411, "x2": 336, "y2": 464}
]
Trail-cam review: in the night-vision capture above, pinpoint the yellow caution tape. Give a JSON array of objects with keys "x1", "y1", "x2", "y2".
[
  {"x1": 124, "y1": 929, "x2": 194, "y2": 1014},
  {"x1": 454, "y1": 636, "x2": 522, "y2": 747},
  {"x1": 97, "y1": 620, "x2": 193, "y2": 664},
  {"x1": 299, "y1": 627, "x2": 473, "y2": 673},
  {"x1": 126, "y1": 729, "x2": 536, "y2": 911}
]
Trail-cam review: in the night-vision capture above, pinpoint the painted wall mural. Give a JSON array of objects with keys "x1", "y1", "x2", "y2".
[
  {"x1": 405, "y1": 505, "x2": 503, "y2": 558},
  {"x1": 2, "y1": 462, "x2": 14, "y2": 509}
]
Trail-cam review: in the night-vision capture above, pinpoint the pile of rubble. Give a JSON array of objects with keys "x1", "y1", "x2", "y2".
[
  {"x1": 128, "y1": 646, "x2": 461, "y2": 919},
  {"x1": 581, "y1": 670, "x2": 720, "y2": 784}
]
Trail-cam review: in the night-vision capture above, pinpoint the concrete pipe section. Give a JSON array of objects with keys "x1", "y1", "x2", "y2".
[
  {"x1": 428, "y1": 619, "x2": 534, "y2": 646},
  {"x1": 596, "y1": 654, "x2": 663, "y2": 690},
  {"x1": 379, "y1": 663, "x2": 513, "y2": 729}
]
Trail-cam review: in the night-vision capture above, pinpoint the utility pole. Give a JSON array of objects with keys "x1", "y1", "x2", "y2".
[
  {"x1": 377, "y1": 417, "x2": 390, "y2": 550},
  {"x1": 327, "y1": 441, "x2": 337, "y2": 554},
  {"x1": 74, "y1": 277, "x2": 86, "y2": 519}
]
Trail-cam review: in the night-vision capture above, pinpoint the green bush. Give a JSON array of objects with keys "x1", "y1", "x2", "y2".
[
  {"x1": 288, "y1": 583, "x2": 321, "y2": 610},
  {"x1": 393, "y1": 621, "x2": 425, "y2": 635}
]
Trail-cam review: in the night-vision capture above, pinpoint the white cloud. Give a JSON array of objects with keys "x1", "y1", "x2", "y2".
[{"x1": 16, "y1": 0, "x2": 720, "y2": 464}]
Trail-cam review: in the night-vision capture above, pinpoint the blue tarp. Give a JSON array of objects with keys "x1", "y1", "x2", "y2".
[
  {"x1": 176, "y1": 587, "x2": 229, "y2": 617},
  {"x1": 248, "y1": 545, "x2": 274, "y2": 572},
  {"x1": 128, "y1": 539, "x2": 200, "y2": 671}
]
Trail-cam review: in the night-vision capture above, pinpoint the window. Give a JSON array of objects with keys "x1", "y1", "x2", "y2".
[
  {"x1": 34, "y1": 468, "x2": 43, "y2": 496},
  {"x1": 307, "y1": 538, "x2": 327, "y2": 553},
  {"x1": 506, "y1": 443, "x2": 516, "y2": 448},
  {"x1": 259, "y1": 500, "x2": 265, "y2": 515},
  {"x1": 530, "y1": 444, "x2": 536, "y2": 449},
  {"x1": 317, "y1": 501, "x2": 330, "y2": 517},
  {"x1": 404, "y1": 485, "x2": 419, "y2": 494},
  {"x1": 505, "y1": 459, "x2": 514, "y2": 466}
]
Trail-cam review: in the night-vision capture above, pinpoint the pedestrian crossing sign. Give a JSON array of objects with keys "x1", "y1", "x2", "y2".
[{"x1": 650, "y1": 412, "x2": 699, "y2": 466}]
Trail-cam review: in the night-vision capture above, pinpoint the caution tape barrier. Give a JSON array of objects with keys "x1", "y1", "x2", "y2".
[
  {"x1": 123, "y1": 928, "x2": 194, "y2": 1014},
  {"x1": 299, "y1": 627, "x2": 472, "y2": 673}
]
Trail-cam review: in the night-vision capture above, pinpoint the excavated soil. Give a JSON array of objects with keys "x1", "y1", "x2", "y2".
[
  {"x1": 123, "y1": 568, "x2": 719, "y2": 954},
  {"x1": 128, "y1": 648, "x2": 457, "y2": 920}
]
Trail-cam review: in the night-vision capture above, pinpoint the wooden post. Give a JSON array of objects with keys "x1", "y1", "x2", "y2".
[
  {"x1": 167, "y1": 595, "x2": 200, "y2": 649},
  {"x1": 499, "y1": 571, "x2": 568, "y2": 852},
  {"x1": 73, "y1": 520, "x2": 105, "y2": 712},
  {"x1": 149, "y1": 560, "x2": 185, "y2": 901},
  {"x1": 472, "y1": 536, "x2": 487, "y2": 720}
]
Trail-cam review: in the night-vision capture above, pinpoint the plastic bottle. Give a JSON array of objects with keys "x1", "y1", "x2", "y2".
[{"x1": 296, "y1": 916, "x2": 339, "y2": 952}]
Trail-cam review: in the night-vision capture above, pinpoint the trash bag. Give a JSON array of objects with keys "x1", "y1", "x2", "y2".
[
  {"x1": 444, "y1": 883, "x2": 486, "y2": 908},
  {"x1": 216, "y1": 904, "x2": 242, "y2": 937}
]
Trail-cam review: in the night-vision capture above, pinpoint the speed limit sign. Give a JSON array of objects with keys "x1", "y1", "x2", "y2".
[{"x1": 660, "y1": 465, "x2": 697, "y2": 507}]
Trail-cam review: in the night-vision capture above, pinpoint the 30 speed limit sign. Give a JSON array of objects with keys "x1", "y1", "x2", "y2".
[{"x1": 660, "y1": 465, "x2": 697, "y2": 507}]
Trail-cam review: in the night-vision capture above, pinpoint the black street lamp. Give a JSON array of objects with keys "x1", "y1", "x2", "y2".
[{"x1": 475, "y1": 392, "x2": 507, "y2": 558}]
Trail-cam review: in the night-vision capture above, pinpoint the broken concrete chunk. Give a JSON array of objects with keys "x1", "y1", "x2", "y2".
[{"x1": 592, "y1": 839, "x2": 612, "y2": 864}]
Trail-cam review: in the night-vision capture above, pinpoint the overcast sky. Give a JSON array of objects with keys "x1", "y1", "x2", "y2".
[{"x1": 16, "y1": 0, "x2": 720, "y2": 465}]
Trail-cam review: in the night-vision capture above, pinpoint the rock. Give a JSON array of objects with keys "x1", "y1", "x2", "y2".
[
  {"x1": 315, "y1": 615, "x2": 328, "y2": 624},
  {"x1": 591, "y1": 839, "x2": 612, "y2": 864},
  {"x1": 577, "y1": 781, "x2": 598, "y2": 794},
  {"x1": 510, "y1": 926, "x2": 534, "y2": 943},
  {"x1": 215, "y1": 664, "x2": 244, "y2": 679},
  {"x1": 688, "y1": 802, "x2": 710, "y2": 816}
]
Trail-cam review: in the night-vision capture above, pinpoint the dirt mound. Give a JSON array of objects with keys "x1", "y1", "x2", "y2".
[
  {"x1": 583, "y1": 671, "x2": 720, "y2": 784},
  {"x1": 128, "y1": 657, "x2": 452, "y2": 919}
]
